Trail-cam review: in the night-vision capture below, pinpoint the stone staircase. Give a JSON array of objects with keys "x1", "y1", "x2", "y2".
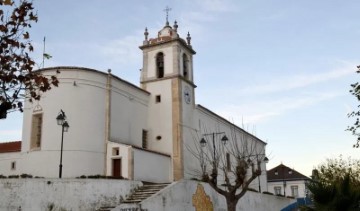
[
  {"x1": 123, "y1": 182, "x2": 169, "y2": 204},
  {"x1": 97, "y1": 182, "x2": 170, "y2": 211}
]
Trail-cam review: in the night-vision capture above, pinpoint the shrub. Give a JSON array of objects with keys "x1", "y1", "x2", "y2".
[{"x1": 20, "y1": 173, "x2": 33, "y2": 178}]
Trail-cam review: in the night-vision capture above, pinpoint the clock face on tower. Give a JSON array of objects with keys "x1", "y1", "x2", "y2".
[{"x1": 184, "y1": 86, "x2": 191, "y2": 104}]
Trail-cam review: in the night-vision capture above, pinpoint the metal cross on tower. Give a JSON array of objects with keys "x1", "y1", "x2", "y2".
[{"x1": 164, "y1": 6, "x2": 172, "y2": 24}]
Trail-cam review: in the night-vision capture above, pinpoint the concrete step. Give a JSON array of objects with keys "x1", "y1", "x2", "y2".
[
  {"x1": 123, "y1": 199, "x2": 142, "y2": 203},
  {"x1": 127, "y1": 195, "x2": 153, "y2": 200},
  {"x1": 97, "y1": 206, "x2": 115, "y2": 211},
  {"x1": 132, "y1": 190, "x2": 159, "y2": 194},
  {"x1": 122, "y1": 183, "x2": 170, "y2": 204},
  {"x1": 138, "y1": 186, "x2": 167, "y2": 190}
]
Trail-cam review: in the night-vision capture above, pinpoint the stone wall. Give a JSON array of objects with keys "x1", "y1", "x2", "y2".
[
  {"x1": 0, "y1": 179, "x2": 141, "y2": 211},
  {"x1": 116, "y1": 180, "x2": 294, "y2": 211},
  {"x1": 0, "y1": 179, "x2": 294, "y2": 211}
]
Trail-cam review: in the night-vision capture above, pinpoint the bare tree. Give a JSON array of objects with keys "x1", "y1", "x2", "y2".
[{"x1": 188, "y1": 125, "x2": 268, "y2": 211}]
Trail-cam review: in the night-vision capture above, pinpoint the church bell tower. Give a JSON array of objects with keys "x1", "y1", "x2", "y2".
[{"x1": 139, "y1": 15, "x2": 196, "y2": 181}]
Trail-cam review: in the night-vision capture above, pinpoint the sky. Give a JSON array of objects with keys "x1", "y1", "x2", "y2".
[{"x1": 1, "y1": 0, "x2": 360, "y2": 177}]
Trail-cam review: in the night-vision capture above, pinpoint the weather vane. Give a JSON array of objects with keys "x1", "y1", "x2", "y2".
[{"x1": 164, "y1": 6, "x2": 172, "y2": 24}]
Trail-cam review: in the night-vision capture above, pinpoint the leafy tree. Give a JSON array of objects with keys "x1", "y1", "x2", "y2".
[
  {"x1": 188, "y1": 126, "x2": 267, "y2": 211},
  {"x1": 0, "y1": 0, "x2": 58, "y2": 119},
  {"x1": 348, "y1": 65, "x2": 360, "y2": 148},
  {"x1": 305, "y1": 156, "x2": 360, "y2": 211}
]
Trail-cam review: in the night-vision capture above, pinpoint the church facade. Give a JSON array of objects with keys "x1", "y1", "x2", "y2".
[{"x1": 0, "y1": 20, "x2": 268, "y2": 189}]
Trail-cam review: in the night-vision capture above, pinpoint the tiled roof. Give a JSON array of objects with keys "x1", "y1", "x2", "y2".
[
  {"x1": 267, "y1": 164, "x2": 310, "y2": 182},
  {"x1": 0, "y1": 141, "x2": 21, "y2": 153}
]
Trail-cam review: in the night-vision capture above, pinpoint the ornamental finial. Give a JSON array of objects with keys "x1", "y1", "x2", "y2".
[
  {"x1": 186, "y1": 31, "x2": 191, "y2": 46},
  {"x1": 144, "y1": 27, "x2": 149, "y2": 41},
  {"x1": 173, "y1": 20, "x2": 178, "y2": 32}
]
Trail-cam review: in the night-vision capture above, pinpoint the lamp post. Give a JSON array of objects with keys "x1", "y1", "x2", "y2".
[
  {"x1": 257, "y1": 155, "x2": 269, "y2": 193},
  {"x1": 56, "y1": 109, "x2": 69, "y2": 178},
  {"x1": 200, "y1": 132, "x2": 228, "y2": 184},
  {"x1": 245, "y1": 154, "x2": 268, "y2": 193}
]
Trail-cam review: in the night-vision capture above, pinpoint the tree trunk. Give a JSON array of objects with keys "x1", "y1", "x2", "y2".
[{"x1": 225, "y1": 196, "x2": 239, "y2": 211}]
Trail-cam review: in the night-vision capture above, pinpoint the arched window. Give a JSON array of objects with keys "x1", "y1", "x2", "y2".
[
  {"x1": 156, "y1": 52, "x2": 164, "y2": 78},
  {"x1": 183, "y1": 53, "x2": 189, "y2": 79}
]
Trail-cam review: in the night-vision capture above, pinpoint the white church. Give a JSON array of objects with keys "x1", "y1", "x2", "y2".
[{"x1": 0, "y1": 19, "x2": 268, "y2": 190}]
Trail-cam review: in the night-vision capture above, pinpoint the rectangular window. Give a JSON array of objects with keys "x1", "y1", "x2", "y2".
[
  {"x1": 30, "y1": 113, "x2": 43, "y2": 150},
  {"x1": 226, "y1": 153, "x2": 231, "y2": 171},
  {"x1": 11, "y1": 161, "x2": 16, "y2": 170},
  {"x1": 291, "y1": 186, "x2": 299, "y2": 197},
  {"x1": 142, "y1": 130, "x2": 148, "y2": 149},
  {"x1": 274, "y1": 186, "x2": 282, "y2": 195},
  {"x1": 155, "y1": 95, "x2": 161, "y2": 103},
  {"x1": 112, "y1": 147, "x2": 119, "y2": 156}
]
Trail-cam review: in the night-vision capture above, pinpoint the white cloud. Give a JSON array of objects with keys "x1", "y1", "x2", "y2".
[
  {"x1": 216, "y1": 92, "x2": 343, "y2": 125},
  {"x1": 238, "y1": 62, "x2": 356, "y2": 96},
  {"x1": 100, "y1": 34, "x2": 143, "y2": 66}
]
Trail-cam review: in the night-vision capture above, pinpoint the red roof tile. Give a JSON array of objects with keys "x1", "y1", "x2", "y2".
[{"x1": 0, "y1": 141, "x2": 21, "y2": 153}]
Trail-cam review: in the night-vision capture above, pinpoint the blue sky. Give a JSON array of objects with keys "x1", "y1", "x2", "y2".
[{"x1": 1, "y1": 0, "x2": 360, "y2": 176}]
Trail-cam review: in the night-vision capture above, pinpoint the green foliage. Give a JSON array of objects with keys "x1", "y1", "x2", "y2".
[
  {"x1": 348, "y1": 65, "x2": 360, "y2": 148},
  {"x1": 306, "y1": 156, "x2": 360, "y2": 211},
  {"x1": 0, "y1": 0, "x2": 58, "y2": 119},
  {"x1": 313, "y1": 155, "x2": 360, "y2": 186}
]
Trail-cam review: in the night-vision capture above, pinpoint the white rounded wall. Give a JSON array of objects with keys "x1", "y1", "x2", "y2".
[{"x1": 21, "y1": 67, "x2": 108, "y2": 178}]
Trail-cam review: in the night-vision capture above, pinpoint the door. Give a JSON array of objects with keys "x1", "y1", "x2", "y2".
[{"x1": 112, "y1": 158, "x2": 121, "y2": 178}]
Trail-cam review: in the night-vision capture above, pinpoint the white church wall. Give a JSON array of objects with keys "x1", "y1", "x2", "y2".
[
  {"x1": 109, "y1": 77, "x2": 149, "y2": 147},
  {"x1": 146, "y1": 80, "x2": 174, "y2": 155},
  {"x1": 21, "y1": 68, "x2": 109, "y2": 177},
  {"x1": 132, "y1": 180, "x2": 294, "y2": 211},
  {"x1": 0, "y1": 178, "x2": 141, "y2": 211},
  {"x1": 182, "y1": 105, "x2": 268, "y2": 192},
  {"x1": 0, "y1": 152, "x2": 23, "y2": 176},
  {"x1": 133, "y1": 148, "x2": 171, "y2": 183}
]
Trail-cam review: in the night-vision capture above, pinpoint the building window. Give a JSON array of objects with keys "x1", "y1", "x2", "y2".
[
  {"x1": 30, "y1": 113, "x2": 43, "y2": 150},
  {"x1": 155, "y1": 95, "x2": 161, "y2": 103},
  {"x1": 291, "y1": 186, "x2": 299, "y2": 197},
  {"x1": 11, "y1": 161, "x2": 16, "y2": 170},
  {"x1": 274, "y1": 186, "x2": 282, "y2": 195},
  {"x1": 142, "y1": 130, "x2": 148, "y2": 149},
  {"x1": 112, "y1": 147, "x2": 119, "y2": 156},
  {"x1": 156, "y1": 52, "x2": 164, "y2": 78},
  {"x1": 182, "y1": 53, "x2": 189, "y2": 79},
  {"x1": 226, "y1": 153, "x2": 231, "y2": 171}
]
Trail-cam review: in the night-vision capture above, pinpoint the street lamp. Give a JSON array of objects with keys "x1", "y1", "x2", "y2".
[
  {"x1": 56, "y1": 109, "x2": 69, "y2": 178},
  {"x1": 200, "y1": 132, "x2": 228, "y2": 184},
  {"x1": 256, "y1": 155, "x2": 269, "y2": 193},
  {"x1": 200, "y1": 132, "x2": 228, "y2": 159}
]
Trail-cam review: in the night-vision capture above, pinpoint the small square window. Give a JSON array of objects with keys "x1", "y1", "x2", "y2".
[
  {"x1": 112, "y1": 147, "x2": 119, "y2": 156},
  {"x1": 11, "y1": 161, "x2": 16, "y2": 170},
  {"x1": 155, "y1": 95, "x2": 161, "y2": 103}
]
